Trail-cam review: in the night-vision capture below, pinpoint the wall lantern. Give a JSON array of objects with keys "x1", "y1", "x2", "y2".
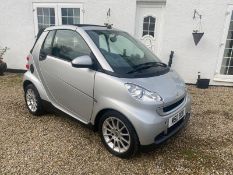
[{"x1": 192, "y1": 9, "x2": 204, "y2": 45}]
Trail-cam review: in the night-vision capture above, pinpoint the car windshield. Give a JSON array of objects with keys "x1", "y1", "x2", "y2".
[{"x1": 87, "y1": 30, "x2": 168, "y2": 76}]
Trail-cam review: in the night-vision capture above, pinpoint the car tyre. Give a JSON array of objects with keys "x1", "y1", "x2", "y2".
[
  {"x1": 24, "y1": 84, "x2": 44, "y2": 116},
  {"x1": 99, "y1": 111, "x2": 139, "y2": 158}
]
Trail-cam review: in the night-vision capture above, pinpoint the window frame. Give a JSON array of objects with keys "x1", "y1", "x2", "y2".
[
  {"x1": 142, "y1": 15, "x2": 156, "y2": 38},
  {"x1": 40, "y1": 30, "x2": 56, "y2": 56},
  {"x1": 57, "y1": 3, "x2": 83, "y2": 25},
  {"x1": 33, "y1": 3, "x2": 83, "y2": 36},
  {"x1": 215, "y1": 5, "x2": 233, "y2": 82},
  {"x1": 33, "y1": 3, "x2": 59, "y2": 36},
  {"x1": 46, "y1": 29, "x2": 91, "y2": 62},
  {"x1": 40, "y1": 29, "x2": 101, "y2": 71}
]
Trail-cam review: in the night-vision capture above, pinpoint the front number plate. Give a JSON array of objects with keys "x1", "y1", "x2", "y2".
[{"x1": 168, "y1": 108, "x2": 185, "y2": 127}]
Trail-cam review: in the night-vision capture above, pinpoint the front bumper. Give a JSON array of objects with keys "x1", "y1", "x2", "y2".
[
  {"x1": 154, "y1": 112, "x2": 190, "y2": 145},
  {"x1": 130, "y1": 94, "x2": 191, "y2": 146}
]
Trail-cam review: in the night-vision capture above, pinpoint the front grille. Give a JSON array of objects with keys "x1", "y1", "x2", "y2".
[{"x1": 163, "y1": 97, "x2": 185, "y2": 113}]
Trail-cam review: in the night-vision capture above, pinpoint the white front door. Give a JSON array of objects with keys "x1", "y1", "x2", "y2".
[
  {"x1": 33, "y1": 3, "x2": 83, "y2": 36},
  {"x1": 135, "y1": 4, "x2": 164, "y2": 55}
]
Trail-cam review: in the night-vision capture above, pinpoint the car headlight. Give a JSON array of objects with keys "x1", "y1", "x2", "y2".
[{"x1": 125, "y1": 83, "x2": 162, "y2": 102}]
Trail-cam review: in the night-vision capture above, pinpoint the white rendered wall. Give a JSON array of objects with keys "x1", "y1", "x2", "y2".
[
  {"x1": 0, "y1": 1, "x2": 35, "y2": 70},
  {"x1": 159, "y1": 0, "x2": 233, "y2": 85}
]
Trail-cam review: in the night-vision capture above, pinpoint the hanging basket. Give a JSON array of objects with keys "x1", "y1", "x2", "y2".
[{"x1": 192, "y1": 32, "x2": 204, "y2": 45}]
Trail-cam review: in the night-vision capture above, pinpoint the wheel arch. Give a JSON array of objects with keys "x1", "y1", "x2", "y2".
[
  {"x1": 23, "y1": 80, "x2": 33, "y2": 91},
  {"x1": 93, "y1": 108, "x2": 113, "y2": 131},
  {"x1": 23, "y1": 72, "x2": 49, "y2": 101},
  {"x1": 93, "y1": 108, "x2": 140, "y2": 144}
]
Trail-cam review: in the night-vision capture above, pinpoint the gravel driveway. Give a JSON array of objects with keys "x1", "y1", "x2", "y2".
[{"x1": 0, "y1": 73, "x2": 233, "y2": 174}]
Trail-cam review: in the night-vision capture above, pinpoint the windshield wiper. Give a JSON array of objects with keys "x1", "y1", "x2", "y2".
[{"x1": 127, "y1": 62, "x2": 167, "y2": 74}]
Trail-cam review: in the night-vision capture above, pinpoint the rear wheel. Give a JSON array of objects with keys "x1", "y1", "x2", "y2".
[
  {"x1": 99, "y1": 111, "x2": 139, "y2": 158},
  {"x1": 24, "y1": 84, "x2": 44, "y2": 116}
]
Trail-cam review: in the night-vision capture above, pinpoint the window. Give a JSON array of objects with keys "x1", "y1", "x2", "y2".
[
  {"x1": 87, "y1": 30, "x2": 162, "y2": 75},
  {"x1": 52, "y1": 30, "x2": 91, "y2": 61},
  {"x1": 142, "y1": 16, "x2": 156, "y2": 37},
  {"x1": 37, "y1": 8, "x2": 55, "y2": 31},
  {"x1": 61, "y1": 8, "x2": 80, "y2": 25},
  {"x1": 97, "y1": 33, "x2": 144, "y2": 59},
  {"x1": 220, "y1": 12, "x2": 233, "y2": 75},
  {"x1": 33, "y1": 3, "x2": 83, "y2": 35},
  {"x1": 41, "y1": 30, "x2": 56, "y2": 55}
]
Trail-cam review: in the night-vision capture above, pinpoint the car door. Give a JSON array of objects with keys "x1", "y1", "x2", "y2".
[{"x1": 39, "y1": 29, "x2": 95, "y2": 123}]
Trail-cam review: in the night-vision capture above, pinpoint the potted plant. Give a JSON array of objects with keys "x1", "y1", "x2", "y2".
[{"x1": 0, "y1": 47, "x2": 8, "y2": 76}]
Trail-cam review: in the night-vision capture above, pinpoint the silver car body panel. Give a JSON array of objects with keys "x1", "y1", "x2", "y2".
[
  {"x1": 91, "y1": 71, "x2": 191, "y2": 145},
  {"x1": 24, "y1": 25, "x2": 191, "y2": 145}
]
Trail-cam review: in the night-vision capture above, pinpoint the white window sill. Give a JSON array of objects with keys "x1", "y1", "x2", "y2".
[{"x1": 213, "y1": 74, "x2": 233, "y2": 83}]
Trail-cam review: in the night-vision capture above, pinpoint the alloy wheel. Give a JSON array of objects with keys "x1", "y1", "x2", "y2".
[
  {"x1": 26, "y1": 89, "x2": 38, "y2": 112},
  {"x1": 102, "y1": 117, "x2": 131, "y2": 153}
]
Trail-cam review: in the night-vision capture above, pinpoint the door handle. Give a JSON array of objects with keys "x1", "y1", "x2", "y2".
[{"x1": 39, "y1": 51, "x2": 47, "y2": 61}]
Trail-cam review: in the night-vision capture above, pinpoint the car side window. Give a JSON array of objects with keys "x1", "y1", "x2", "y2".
[
  {"x1": 41, "y1": 30, "x2": 55, "y2": 55},
  {"x1": 51, "y1": 30, "x2": 91, "y2": 61}
]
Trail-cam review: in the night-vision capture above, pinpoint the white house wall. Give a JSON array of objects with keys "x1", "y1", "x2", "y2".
[
  {"x1": 160, "y1": 0, "x2": 233, "y2": 85},
  {"x1": 0, "y1": 0, "x2": 35, "y2": 70}
]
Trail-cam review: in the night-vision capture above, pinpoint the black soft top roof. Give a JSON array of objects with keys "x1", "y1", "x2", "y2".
[{"x1": 74, "y1": 24, "x2": 106, "y2": 27}]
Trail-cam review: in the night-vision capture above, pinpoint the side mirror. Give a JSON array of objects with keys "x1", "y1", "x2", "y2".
[{"x1": 71, "y1": 55, "x2": 93, "y2": 68}]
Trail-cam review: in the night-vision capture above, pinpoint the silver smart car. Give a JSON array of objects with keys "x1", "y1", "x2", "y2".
[{"x1": 23, "y1": 24, "x2": 191, "y2": 158}]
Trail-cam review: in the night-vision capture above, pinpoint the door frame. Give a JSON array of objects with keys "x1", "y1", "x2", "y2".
[
  {"x1": 214, "y1": 5, "x2": 233, "y2": 82},
  {"x1": 135, "y1": 3, "x2": 165, "y2": 56},
  {"x1": 32, "y1": 3, "x2": 84, "y2": 36}
]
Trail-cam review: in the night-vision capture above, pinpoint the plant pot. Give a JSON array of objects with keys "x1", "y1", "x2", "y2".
[
  {"x1": 196, "y1": 79, "x2": 210, "y2": 89},
  {"x1": 0, "y1": 60, "x2": 7, "y2": 76}
]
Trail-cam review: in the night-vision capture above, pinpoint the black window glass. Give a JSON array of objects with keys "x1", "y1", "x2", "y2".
[
  {"x1": 144, "y1": 17, "x2": 149, "y2": 22},
  {"x1": 150, "y1": 17, "x2": 155, "y2": 24},
  {"x1": 51, "y1": 30, "x2": 91, "y2": 61},
  {"x1": 143, "y1": 23, "x2": 149, "y2": 30},
  {"x1": 142, "y1": 16, "x2": 156, "y2": 37},
  {"x1": 149, "y1": 31, "x2": 154, "y2": 37},
  {"x1": 220, "y1": 11, "x2": 233, "y2": 75},
  {"x1": 149, "y1": 23, "x2": 155, "y2": 31},
  {"x1": 61, "y1": 8, "x2": 80, "y2": 25},
  {"x1": 37, "y1": 7, "x2": 55, "y2": 31},
  {"x1": 62, "y1": 8, "x2": 68, "y2": 16},
  {"x1": 228, "y1": 67, "x2": 233, "y2": 74},
  {"x1": 223, "y1": 49, "x2": 232, "y2": 57},
  {"x1": 220, "y1": 66, "x2": 228, "y2": 74},
  {"x1": 229, "y1": 22, "x2": 233, "y2": 30},
  {"x1": 227, "y1": 31, "x2": 233, "y2": 39},
  {"x1": 43, "y1": 8, "x2": 49, "y2": 16},
  {"x1": 221, "y1": 58, "x2": 230, "y2": 67},
  {"x1": 225, "y1": 40, "x2": 233, "y2": 48},
  {"x1": 41, "y1": 30, "x2": 55, "y2": 55},
  {"x1": 87, "y1": 30, "x2": 164, "y2": 76}
]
